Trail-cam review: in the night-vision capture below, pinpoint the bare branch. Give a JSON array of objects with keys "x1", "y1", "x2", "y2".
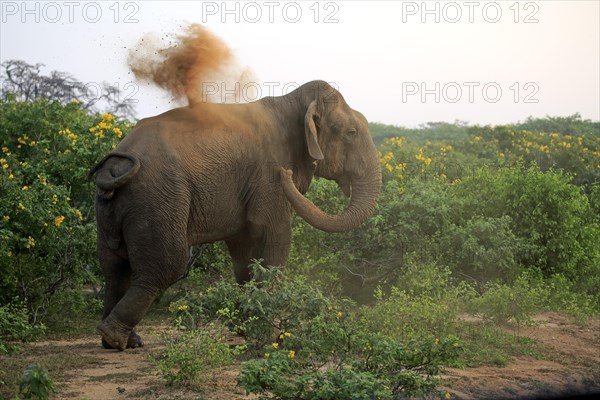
[{"x1": 1, "y1": 59, "x2": 137, "y2": 119}]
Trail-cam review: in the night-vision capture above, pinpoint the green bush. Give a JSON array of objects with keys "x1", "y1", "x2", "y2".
[
  {"x1": 467, "y1": 275, "x2": 545, "y2": 325},
  {"x1": 0, "y1": 302, "x2": 46, "y2": 354},
  {"x1": 359, "y1": 263, "x2": 474, "y2": 342},
  {"x1": 171, "y1": 262, "x2": 333, "y2": 347},
  {"x1": 454, "y1": 166, "x2": 600, "y2": 280},
  {"x1": 18, "y1": 363, "x2": 56, "y2": 400},
  {"x1": 238, "y1": 306, "x2": 461, "y2": 399},
  {"x1": 153, "y1": 327, "x2": 239, "y2": 386},
  {"x1": 440, "y1": 216, "x2": 527, "y2": 286},
  {"x1": 169, "y1": 264, "x2": 462, "y2": 397}
]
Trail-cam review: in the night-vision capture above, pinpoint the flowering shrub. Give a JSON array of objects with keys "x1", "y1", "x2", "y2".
[
  {"x1": 152, "y1": 327, "x2": 240, "y2": 386},
  {"x1": 169, "y1": 263, "x2": 461, "y2": 397},
  {"x1": 0, "y1": 97, "x2": 132, "y2": 330},
  {"x1": 286, "y1": 122, "x2": 599, "y2": 311},
  {"x1": 237, "y1": 287, "x2": 462, "y2": 399},
  {"x1": 170, "y1": 262, "x2": 333, "y2": 347}
]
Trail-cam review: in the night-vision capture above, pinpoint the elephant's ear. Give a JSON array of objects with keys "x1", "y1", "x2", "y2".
[{"x1": 304, "y1": 100, "x2": 324, "y2": 160}]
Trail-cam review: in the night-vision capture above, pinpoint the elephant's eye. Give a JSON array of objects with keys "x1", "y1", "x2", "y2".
[{"x1": 344, "y1": 128, "x2": 358, "y2": 141}]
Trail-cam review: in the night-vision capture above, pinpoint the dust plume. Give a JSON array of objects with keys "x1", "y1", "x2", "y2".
[{"x1": 128, "y1": 24, "x2": 253, "y2": 106}]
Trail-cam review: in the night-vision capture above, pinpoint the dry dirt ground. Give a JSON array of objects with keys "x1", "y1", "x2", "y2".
[
  {"x1": 1, "y1": 312, "x2": 599, "y2": 400},
  {"x1": 442, "y1": 313, "x2": 600, "y2": 399}
]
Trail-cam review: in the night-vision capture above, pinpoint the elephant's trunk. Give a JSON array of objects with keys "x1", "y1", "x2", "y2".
[{"x1": 280, "y1": 161, "x2": 381, "y2": 233}]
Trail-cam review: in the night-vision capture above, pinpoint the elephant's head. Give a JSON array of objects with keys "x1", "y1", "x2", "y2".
[{"x1": 280, "y1": 81, "x2": 382, "y2": 233}]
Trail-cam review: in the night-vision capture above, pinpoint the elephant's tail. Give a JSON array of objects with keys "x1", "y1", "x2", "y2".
[{"x1": 87, "y1": 152, "x2": 140, "y2": 199}]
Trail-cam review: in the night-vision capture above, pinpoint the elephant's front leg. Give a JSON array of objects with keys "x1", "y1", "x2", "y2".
[{"x1": 226, "y1": 224, "x2": 291, "y2": 284}]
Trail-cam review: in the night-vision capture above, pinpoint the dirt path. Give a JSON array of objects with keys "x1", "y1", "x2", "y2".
[
  {"x1": 443, "y1": 313, "x2": 600, "y2": 399},
  {"x1": 3, "y1": 312, "x2": 599, "y2": 399},
  {"x1": 32, "y1": 326, "x2": 251, "y2": 400}
]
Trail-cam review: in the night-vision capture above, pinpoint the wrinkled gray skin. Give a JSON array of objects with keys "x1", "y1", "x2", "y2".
[{"x1": 88, "y1": 81, "x2": 381, "y2": 350}]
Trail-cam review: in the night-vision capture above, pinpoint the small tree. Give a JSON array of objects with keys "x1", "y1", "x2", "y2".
[{"x1": 1, "y1": 60, "x2": 137, "y2": 120}]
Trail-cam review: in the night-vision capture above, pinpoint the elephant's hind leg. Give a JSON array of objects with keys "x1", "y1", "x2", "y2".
[
  {"x1": 99, "y1": 250, "x2": 143, "y2": 349},
  {"x1": 98, "y1": 285, "x2": 159, "y2": 351},
  {"x1": 98, "y1": 236, "x2": 189, "y2": 351}
]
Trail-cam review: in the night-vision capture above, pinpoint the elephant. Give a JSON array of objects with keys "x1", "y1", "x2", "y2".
[{"x1": 87, "y1": 80, "x2": 381, "y2": 350}]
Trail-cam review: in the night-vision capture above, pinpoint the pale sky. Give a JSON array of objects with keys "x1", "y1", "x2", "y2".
[{"x1": 1, "y1": 0, "x2": 599, "y2": 127}]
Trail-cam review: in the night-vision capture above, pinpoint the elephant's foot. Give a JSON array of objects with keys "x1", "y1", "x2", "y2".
[
  {"x1": 98, "y1": 316, "x2": 138, "y2": 351},
  {"x1": 101, "y1": 331, "x2": 144, "y2": 350}
]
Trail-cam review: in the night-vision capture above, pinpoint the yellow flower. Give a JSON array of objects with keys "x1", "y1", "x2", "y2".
[
  {"x1": 112, "y1": 127, "x2": 123, "y2": 138},
  {"x1": 177, "y1": 304, "x2": 189, "y2": 311},
  {"x1": 38, "y1": 175, "x2": 47, "y2": 186},
  {"x1": 101, "y1": 113, "x2": 115, "y2": 122},
  {"x1": 8, "y1": 174, "x2": 14, "y2": 179},
  {"x1": 385, "y1": 164, "x2": 393, "y2": 172},
  {"x1": 288, "y1": 350, "x2": 295, "y2": 359},
  {"x1": 75, "y1": 209, "x2": 83, "y2": 221},
  {"x1": 264, "y1": 353, "x2": 270, "y2": 358},
  {"x1": 2, "y1": 215, "x2": 9, "y2": 221},
  {"x1": 54, "y1": 215, "x2": 65, "y2": 226},
  {"x1": 390, "y1": 137, "x2": 405, "y2": 146},
  {"x1": 445, "y1": 392, "x2": 452, "y2": 399},
  {"x1": 6, "y1": 250, "x2": 12, "y2": 257},
  {"x1": 18, "y1": 202, "x2": 26, "y2": 210},
  {"x1": 336, "y1": 311, "x2": 343, "y2": 318},
  {"x1": 52, "y1": 194, "x2": 58, "y2": 205},
  {"x1": 1, "y1": 147, "x2": 8, "y2": 153},
  {"x1": 25, "y1": 236, "x2": 35, "y2": 249},
  {"x1": 21, "y1": 186, "x2": 29, "y2": 191},
  {"x1": 279, "y1": 331, "x2": 293, "y2": 340},
  {"x1": 272, "y1": 342, "x2": 279, "y2": 349}
]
